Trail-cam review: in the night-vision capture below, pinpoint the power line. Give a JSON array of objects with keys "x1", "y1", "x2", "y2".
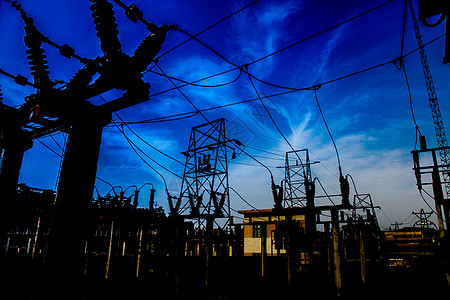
[
  {"x1": 148, "y1": 68, "x2": 242, "y2": 88},
  {"x1": 155, "y1": 61, "x2": 275, "y2": 179},
  {"x1": 105, "y1": 111, "x2": 198, "y2": 126},
  {"x1": 245, "y1": 66, "x2": 305, "y2": 170},
  {"x1": 36, "y1": 138, "x2": 115, "y2": 193},
  {"x1": 113, "y1": 114, "x2": 184, "y2": 165},
  {"x1": 228, "y1": 186, "x2": 262, "y2": 212},
  {"x1": 156, "y1": 1, "x2": 394, "y2": 97},
  {"x1": 313, "y1": 87, "x2": 341, "y2": 172},
  {"x1": 36, "y1": 138, "x2": 62, "y2": 158},
  {"x1": 0, "y1": 68, "x2": 34, "y2": 87},
  {"x1": 246, "y1": 0, "x2": 395, "y2": 67},
  {"x1": 98, "y1": 95, "x2": 182, "y2": 191},
  {"x1": 224, "y1": 119, "x2": 342, "y2": 184},
  {"x1": 175, "y1": 27, "x2": 237, "y2": 68},
  {"x1": 399, "y1": 60, "x2": 422, "y2": 149},
  {"x1": 245, "y1": 145, "x2": 286, "y2": 158},
  {"x1": 149, "y1": 68, "x2": 239, "y2": 97},
  {"x1": 148, "y1": 33, "x2": 445, "y2": 102},
  {"x1": 315, "y1": 177, "x2": 336, "y2": 206},
  {"x1": 140, "y1": 34, "x2": 446, "y2": 125},
  {"x1": 7, "y1": 0, "x2": 89, "y2": 64},
  {"x1": 419, "y1": 188, "x2": 437, "y2": 214},
  {"x1": 155, "y1": 0, "x2": 261, "y2": 60}
]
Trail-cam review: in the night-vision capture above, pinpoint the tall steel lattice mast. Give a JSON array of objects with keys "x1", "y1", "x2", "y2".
[{"x1": 408, "y1": 0, "x2": 450, "y2": 200}]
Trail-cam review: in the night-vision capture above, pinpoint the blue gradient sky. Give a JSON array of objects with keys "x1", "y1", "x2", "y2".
[{"x1": 1, "y1": 0, "x2": 449, "y2": 229}]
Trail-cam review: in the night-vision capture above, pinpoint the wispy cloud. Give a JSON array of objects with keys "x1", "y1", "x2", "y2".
[{"x1": 229, "y1": 0, "x2": 301, "y2": 69}]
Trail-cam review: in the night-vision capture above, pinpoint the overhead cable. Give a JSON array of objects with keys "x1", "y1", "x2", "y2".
[
  {"x1": 228, "y1": 186, "x2": 262, "y2": 212},
  {"x1": 155, "y1": 61, "x2": 274, "y2": 179},
  {"x1": 148, "y1": 68, "x2": 243, "y2": 88},
  {"x1": 245, "y1": 66, "x2": 305, "y2": 170},
  {"x1": 36, "y1": 137, "x2": 114, "y2": 194},
  {"x1": 313, "y1": 87, "x2": 341, "y2": 172},
  {"x1": 246, "y1": 0, "x2": 395, "y2": 67},
  {"x1": 112, "y1": 112, "x2": 185, "y2": 165},
  {"x1": 155, "y1": 0, "x2": 261, "y2": 60}
]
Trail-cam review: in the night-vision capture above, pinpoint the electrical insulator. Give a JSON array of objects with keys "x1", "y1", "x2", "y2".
[
  {"x1": 432, "y1": 166, "x2": 444, "y2": 205},
  {"x1": 133, "y1": 189, "x2": 139, "y2": 208},
  {"x1": 412, "y1": 151, "x2": 422, "y2": 191},
  {"x1": 340, "y1": 174, "x2": 350, "y2": 208},
  {"x1": 90, "y1": 0, "x2": 122, "y2": 57},
  {"x1": 305, "y1": 178, "x2": 315, "y2": 207},
  {"x1": 272, "y1": 181, "x2": 283, "y2": 212},
  {"x1": 133, "y1": 30, "x2": 167, "y2": 72},
  {"x1": 148, "y1": 188, "x2": 155, "y2": 209},
  {"x1": 66, "y1": 61, "x2": 98, "y2": 91},
  {"x1": 125, "y1": 3, "x2": 143, "y2": 23},
  {"x1": 23, "y1": 20, "x2": 51, "y2": 92},
  {"x1": 119, "y1": 191, "x2": 124, "y2": 205},
  {"x1": 213, "y1": 192, "x2": 226, "y2": 217},
  {"x1": 167, "y1": 193, "x2": 180, "y2": 216},
  {"x1": 419, "y1": 134, "x2": 427, "y2": 150}
]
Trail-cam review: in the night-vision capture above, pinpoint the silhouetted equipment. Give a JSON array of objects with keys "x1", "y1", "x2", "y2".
[
  {"x1": 412, "y1": 145, "x2": 450, "y2": 237},
  {"x1": 420, "y1": 133, "x2": 427, "y2": 150},
  {"x1": 177, "y1": 118, "x2": 233, "y2": 231},
  {"x1": 413, "y1": 208, "x2": 437, "y2": 229},
  {"x1": 282, "y1": 149, "x2": 314, "y2": 208},
  {"x1": 418, "y1": 0, "x2": 449, "y2": 63},
  {"x1": 409, "y1": 1, "x2": 450, "y2": 203},
  {"x1": 331, "y1": 209, "x2": 342, "y2": 296},
  {"x1": 1, "y1": 1, "x2": 172, "y2": 297},
  {"x1": 0, "y1": 101, "x2": 33, "y2": 236},
  {"x1": 272, "y1": 181, "x2": 283, "y2": 212},
  {"x1": 352, "y1": 194, "x2": 380, "y2": 226},
  {"x1": 149, "y1": 187, "x2": 156, "y2": 212},
  {"x1": 339, "y1": 174, "x2": 351, "y2": 208}
]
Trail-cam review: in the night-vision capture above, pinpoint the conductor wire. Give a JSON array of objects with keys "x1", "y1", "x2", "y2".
[{"x1": 313, "y1": 86, "x2": 341, "y2": 172}]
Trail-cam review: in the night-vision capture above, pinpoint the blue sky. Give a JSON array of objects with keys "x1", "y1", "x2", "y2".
[{"x1": 1, "y1": 0, "x2": 449, "y2": 229}]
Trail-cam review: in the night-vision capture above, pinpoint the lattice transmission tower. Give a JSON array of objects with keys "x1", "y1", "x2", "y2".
[
  {"x1": 171, "y1": 118, "x2": 234, "y2": 231},
  {"x1": 408, "y1": 0, "x2": 450, "y2": 200},
  {"x1": 282, "y1": 149, "x2": 313, "y2": 208}
]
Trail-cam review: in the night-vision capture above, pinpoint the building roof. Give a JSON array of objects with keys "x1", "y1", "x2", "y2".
[{"x1": 238, "y1": 207, "x2": 308, "y2": 216}]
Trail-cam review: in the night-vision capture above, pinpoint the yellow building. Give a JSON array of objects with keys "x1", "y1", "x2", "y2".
[{"x1": 238, "y1": 208, "x2": 307, "y2": 257}]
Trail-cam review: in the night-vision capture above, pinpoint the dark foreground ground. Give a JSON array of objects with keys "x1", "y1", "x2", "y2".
[{"x1": 3, "y1": 254, "x2": 449, "y2": 299}]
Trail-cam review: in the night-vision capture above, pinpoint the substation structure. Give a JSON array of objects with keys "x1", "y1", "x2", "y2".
[
  {"x1": 238, "y1": 148, "x2": 384, "y2": 296},
  {"x1": 0, "y1": 0, "x2": 174, "y2": 298},
  {"x1": 166, "y1": 118, "x2": 241, "y2": 258},
  {"x1": 2, "y1": 117, "x2": 448, "y2": 297},
  {"x1": 412, "y1": 143, "x2": 450, "y2": 286},
  {"x1": 1, "y1": 0, "x2": 449, "y2": 297}
]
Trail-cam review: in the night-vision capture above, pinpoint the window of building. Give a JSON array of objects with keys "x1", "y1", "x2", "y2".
[{"x1": 253, "y1": 224, "x2": 262, "y2": 238}]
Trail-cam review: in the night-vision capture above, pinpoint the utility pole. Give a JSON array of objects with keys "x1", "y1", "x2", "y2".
[
  {"x1": 331, "y1": 209, "x2": 342, "y2": 296},
  {"x1": 261, "y1": 223, "x2": 267, "y2": 279},
  {"x1": 358, "y1": 218, "x2": 366, "y2": 285}
]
